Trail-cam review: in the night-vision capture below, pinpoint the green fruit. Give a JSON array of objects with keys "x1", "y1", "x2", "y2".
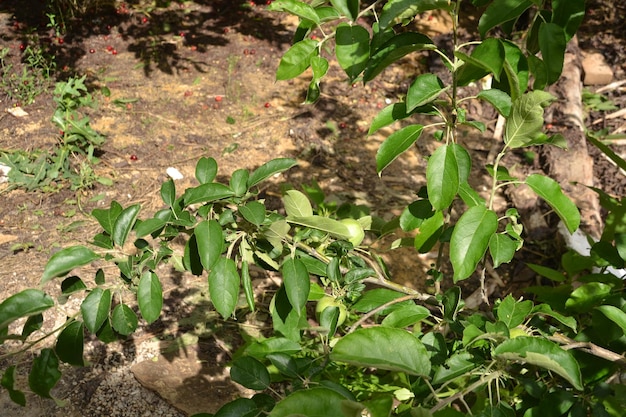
[
  {"x1": 339, "y1": 218, "x2": 365, "y2": 246},
  {"x1": 315, "y1": 295, "x2": 347, "y2": 326}
]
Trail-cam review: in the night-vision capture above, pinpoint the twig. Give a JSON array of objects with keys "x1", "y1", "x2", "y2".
[
  {"x1": 549, "y1": 333, "x2": 626, "y2": 367},
  {"x1": 347, "y1": 293, "x2": 432, "y2": 333}
]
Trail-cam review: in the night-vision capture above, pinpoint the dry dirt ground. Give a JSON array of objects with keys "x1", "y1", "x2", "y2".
[{"x1": 0, "y1": 0, "x2": 625, "y2": 415}]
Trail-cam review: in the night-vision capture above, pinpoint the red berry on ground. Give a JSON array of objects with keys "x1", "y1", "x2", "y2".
[
  {"x1": 179, "y1": 32, "x2": 185, "y2": 37},
  {"x1": 243, "y1": 49, "x2": 249, "y2": 55},
  {"x1": 249, "y1": 49, "x2": 256, "y2": 55},
  {"x1": 58, "y1": 37, "x2": 64, "y2": 44},
  {"x1": 89, "y1": 48, "x2": 95, "y2": 53},
  {"x1": 19, "y1": 44, "x2": 25, "y2": 51},
  {"x1": 190, "y1": 45, "x2": 197, "y2": 51},
  {"x1": 142, "y1": 17, "x2": 148, "y2": 24},
  {"x1": 106, "y1": 45, "x2": 113, "y2": 51},
  {"x1": 184, "y1": 91, "x2": 193, "y2": 97},
  {"x1": 264, "y1": 102, "x2": 271, "y2": 108},
  {"x1": 112, "y1": 49, "x2": 118, "y2": 55},
  {"x1": 130, "y1": 154, "x2": 138, "y2": 161},
  {"x1": 215, "y1": 95, "x2": 223, "y2": 102},
  {"x1": 339, "y1": 122, "x2": 347, "y2": 129}
]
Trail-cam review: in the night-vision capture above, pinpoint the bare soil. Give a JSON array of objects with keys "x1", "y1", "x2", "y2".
[{"x1": 0, "y1": 0, "x2": 625, "y2": 415}]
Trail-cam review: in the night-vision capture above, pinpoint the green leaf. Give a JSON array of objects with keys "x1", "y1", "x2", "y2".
[
  {"x1": 1, "y1": 366, "x2": 25, "y2": 406},
  {"x1": 41, "y1": 246, "x2": 99, "y2": 284},
  {"x1": 276, "y1": 39, "x2": 318, "y2": 81},
  {"x1": 426, "y1": 144, "x2": 459, "y2": 211},
  {"x1": 29, "y1": 348, "x2": 61, "y2": 398},
  {"x1": 138, "y1": 271, "x2": 163, "y2": 324},
  {"x1": 21, "y1": 314, "x2": 43, "y2": 341},
  {"x1": 552, "y1": 0, "x2": 585, "y2": 41},
  {"x1": 433, "y1": 351, "x2": 479, "y2": 385},
  {"x1": 91, "y1": 201, "x2": 122, "y2": 234},
  {"x1": 352, "y1": 288, "x2": 409, "y2": 313},
  {"x1": 369, "y1": 102, "x2": 412, "y2": 134},
  {"x1": 538, "y1": 22, "x2": 566, "y2": 85},
  {"x1": 331, "y1": 327, "x2": 431, "y2": 375},
  {"x1": 214, "y1": 398, "x2": 259, "y2": 417},
  {"x1": 494, "y1": 40, "x2": 529, "y2": 100},
  {"x1": 330, "y1": 0, "x2": 359, "y2": 21},
  {"x1": 400, "y1": 200, "x2": 434, "y2": 231},
  {"x1": 456, "y1": 38, "x2": 505, "y2": 85},
  {"x1": 264, "y1": 219, "x2": 290, "y2": 250},
  {"x1": 477, "y1": 89, "x2": 512, "y2": 117},
  {"x1": 282, "y1": 258, "x2": 310, "y2": 314},
  {"x1": 183, "y1": 183, "x2": 234, "y2": 206},
  {"x1": 111, "y1": 304, "x2": 138, "y2": 336},
  {"x1": 135, "y1": 217, "x2": 167, "y2": 238},
  {"x1": 241, "y1": 260, "x2": 255, "y2": 311},
  {"x1": 414, "y1": 210, "x2": 444, "y2": 253},
  {"x1": 379, "y1": 0, "x2": 453, "y2": 30},
  {"x1": 364, "y1": 32, "x2": 435, "y2": 82},
  {"x1": 195, "y1": 156, "x2": 218, "y2": 184},
  {"x1": 270, "y1": 285, "x2": 306, "y2": 342},
  {"x1": 478, "y1": 0, "x2": 533, "y2": 38},
  {"x1": 565, "y1": 282, "x2": 611, "y2": 313},
  {"x1": 230, "y1": 356, "x2": 271, "y2": 390},
  {"x1": 161, "y1": 179, "x2": 176, "y2": 207},
  {"x1": 81, "y1": 288, "x2": 111, "y2": 334},
  {"x1": 526, "y1": 263, "x2": 566, "y2": 282},
  {"x1": 55, "y1": 320, "x2": 84, "y2": 366},
  {"x1": 406, "y1": 74, "x2": 446, "y2": 111},
  {"x1": 595, "y1": 305, "x2": 626, "y2": 335},
  {"x1": 494, "y1": 337, "x2": 583, "y2": 390},
  {"x1": 497, "y1": 295, "x2": 533, "y2": 328},
  {"x1": 230, "y1": 168, "x2": 250, "y2": 197},
  {"x1": 0, "y1": 289, "x2": 54, "y2": 331},
  {"x1": 287, "y1": 215, "x2": 352, "y2": 240},
  {"x1": 526, "y1": 174, "x2": 580, "y2": 233},
  {"x1": 531, "y1": 303, "x2": 577, "y2": 332},
  {"x1": 248, "y1": 158, "x2": 298, "y2": 188},
  {"x1": 376, "y1": 124, "x2": 423, "y2": 174},
  {"x1": 489, "y1": 233, "x2": 518, "y2": 268},
  {"x1": 450, "y1": 143, "x2": 471, "y2": 184},
  {"x1": 335, "y1": 23, "x2": 370, "y2": 82},
  {"x1": 195, "y1": 220, "x2": 224, "y2": 271},
  {"x1": 112, "y1": 204, "x2": 141, "y2": 247},
  {"x1": 450, "y1": 206, "x2": 498, "y2": 282},
  {"x1": 209, "y1": 258, "x2": 240, "y2": 319},
  {"x1": 284, "y1": 189, "x2": 314, "y2": 218},
  {"x1": 381, "y1": 304, "x2": 430, "y2": 328},
  {"x1": 268, "y1": 0, "x2": 320, "y2": 24},
  {"x1": 269, "y1": 387, "x2": 346, "y2": 417},
  {"x1": 504, "y1": 91, "x2": 555, "y2": 148},
  {"x1": 239, "y1": 201, "x2": 266, "y2": 226}
]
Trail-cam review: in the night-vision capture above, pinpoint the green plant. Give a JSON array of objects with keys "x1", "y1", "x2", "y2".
[
  {"x1": 2, "y1": 1, "x2": 626, "y2": 416},
  {"x1": 0, "y1": 41, "x2": 54, "y2": 106},
  {"x1": 0, "y1": 75, "x2": 109, "y2": 192}
]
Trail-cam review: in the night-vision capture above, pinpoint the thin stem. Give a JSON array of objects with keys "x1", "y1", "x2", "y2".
[
  {"x1": 430, "y1": 370, "x2": 504, "y2": 413},
  {"x1": 347, "y1": 293, "x2": 430, "y2": 333}
]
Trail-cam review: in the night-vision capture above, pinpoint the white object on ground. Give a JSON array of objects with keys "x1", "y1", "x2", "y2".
[
  {"x1": 166, "y1": 167, "x2": 184, "y2": 180},
  {"x1": 0, "y1": 162, "x2": 11, "y2": 183}
]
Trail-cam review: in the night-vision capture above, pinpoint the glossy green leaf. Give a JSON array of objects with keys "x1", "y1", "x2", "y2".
[
  {"x1": 433, "y1": 351, "x2": 479, "y2": 385},
  {"x1": 276, "y1": 39, "x2": 318, "y2": 81},
  {"x1": 526, "y1": 174, "x2": 580, "y2": 233},
  {"x1": 111, "y1": 204, "x2": 140, "y2": 248},
  {"x1": 138, "y1": 271, "x2": 163, "y2": 324},
  {"x1": 264, "y1": 219, "x2": 290, "y2": 250},
  {"x1": 335, "y1": 23, "x2": 370, "y2": 82},
  {"x1": 81, "y1": 288, "x2": 111, "y2": 334},
  {"x1": 364, "y1": 32, "x2": 435, "y2": 82},
  {"x1": 406, "y1": 74, "x2": 446, "y2": 111},
  {"x1": 55, "y1": 320, "x2": 84, "y2": 366},
  {"x1": 21, "y1": 314, "x2": 43, "y2": 341},
  {"x1": 239, "y1": 201, "x2": 266, "y2": 226},
  {"x1": 195, "y1": 220, "x2": 224, "y2": 271},
  {"x1": 596, "y1": 305, "x2": 626, "y2": 335},
  {"x1": 195, "y1": 156, "x2": 218, "y2": 184},
  {"x1": 270, "y1": 285, "x2": 306, "y2": 342},
  {"x1": 184, "y1": 234, "x2": 204, "y2": 276},
  {"x1": 111, "y1": 304, "x2": 138, "y2": 336},
  {"x1": 379, "y1": 0, "x2": 452, "y2": 30},
  {"x1": 248, "y1": 158, "x2": 298, "y2": 188},
  {"x1": 478, "y1": 0, "x2": 533, "y2": 38},
  {"x1": 477, "y1": 89, "x2": 512, "y2": 117},
  {"x1": 376, "y1": 124, "x2": 423, "y2": 174},
  {"x1": 1, "y1": 366, "x2": 25, "y2": 406},
  {"x1": 489, "y1": 233, "x2": 518, "y2": 268},
  {"x1": 230, "y1": 356, "x2": 271, "y2": 390},
  {"x1": 331, "y1": 327, "x2": 431, "y2": 375},
  {"x1": 269, "y1": 387, "x2": 346, "y2": 417},
  {"x1": 161, "y1": 179, "x2": 176, "y2": 207},
  {"x1": 381, "y1": 304, "x2": 430, "y2": 328},
  {"x1": 330, "y1": 0, "x2": 359, "y2": 21},
  {"x1": 458, "y1": 182, "x2": 485, "y2": 207},
  {"x1": 426, "y1": 144, "x2": 459, "y2": 211},
  {"x1": 456, "y1": 38, "x2": 505, "y2": 85},
  {"x1": 552, "y1": 0, "x2": 585, "y2": 41},
  {"x1": 29, "y1": 348, "x2": 61, "y2": 398},
  {"x1": 369, "y1": 102, "x2": 414, "y2": 134},
  {"x1": 282, "y1": 257, "x2": 310, "y2": 314},
  {"x1": 497, "y1": 295, "x2": 533, "y2": 328},
  {"x1": 494, "y1": 337, "x2": 583, "y2": 390},
  {"x1": 450, "y1": 143, "x2": 471, "y2": 184},
  {"x1": 268, "y1": 0, "x2": 320, "y2": 24},
  {"x1": 352, "y1": 288, "x2": 410, "y2": 313},
  {"x1": 504, "y1": 91, "x2": 555, "y2": 149},
  {"x1": 414, "y1": 210, "x2": 444, "y2": 253},
  {"x1": 526, "y1": 263, "x2": 565, "y2": 282},
  {"x1": 91, "y1": 200, "x2": 122, "y2": 234},
  {"x1": 41, "y1": 246, "x2": 99, "y2": 284},
  {"x1": 287, "y1": 215, "x2": 351, "y2": 240},
  {"x1": 565, "y1": 282, "x2": 611, "y2": 313},
  {"x1": 284, "y1": 189, "x2": 314, "y2": 218},
  {"x1": 0, "y1": 289, "x2": 54, "y2": 331},
  {"x1": 135, "y1": 217, "x2": 167, "y2": 238},
  {"x1": 209, "y1": 258, "x2": 240, "y2": 319},
  {"x1": 450, "y1": 206, "x2": 498, "y2": 282},
  {"x1": 230, "y1": 168, "x2": 250, "y2": 197},
  {"x1": 214, "y1": 398, "x2": 259, "y2": 417},
  {"x1": 241, "y1": 260, "x2": 255, "y2": 311},
  {"x1": 531, "y1": 303, "x2": 577, "y2": 332},
  {"x1": 538, "y1": 22, "x2": 566, "y2": 85},
  {"x1": 400, "y1": 200, "x2": 434, "y2": 231},
  {"x1": 183, "y1": 183, "x2": 234, "y2": 206},
  {"x1": 494, "y1": 40, "x2": 529, "y2": 100}
]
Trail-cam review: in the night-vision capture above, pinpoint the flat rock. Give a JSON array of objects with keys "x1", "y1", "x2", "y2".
[{"x1": 582, "y1": 51, "x2": 614, "y2": 85}]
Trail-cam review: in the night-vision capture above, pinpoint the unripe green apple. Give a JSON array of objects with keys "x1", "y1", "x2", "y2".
[
  {"x1": 315, "y1": 295, "x2": 348, "y2": 326},
  {"x1": 339, "y1": 218, "x2": 365, "y2": 246}
]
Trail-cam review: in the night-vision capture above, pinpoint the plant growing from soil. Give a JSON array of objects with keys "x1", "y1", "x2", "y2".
[{"x1": 1, "y1": 1, "x2": 626, "y2": 416}]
